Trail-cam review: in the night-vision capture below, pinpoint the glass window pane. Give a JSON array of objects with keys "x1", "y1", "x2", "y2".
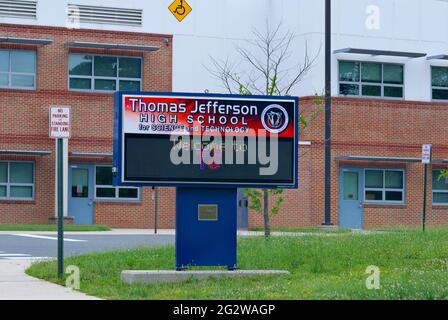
[
  {"x1": 0, "y1": 73, "x2": 8, "y2": 86},
  {"x1": 0, "y1": 163, "x2": 7, "y2": 183},
  {"x1": 339, "y1": 84, "x2": 359, "y2": 96},
  {"x1": 119, "y1": 188, "x2": 138, "y2": 199},
  {"x1": 95, "y1": 79, "x2": 116, "y2": 91},
  {"x1": 94, "y1": 56, "x2": 117, "y2": 77},
  {"x1": 433, "y1": 89, "x2": 448, "y2": 100},
  {"x1": 10, "y1": 186, "x2": 32, "y2": 198},
  {"x1": 385, "y1": 171, "x2": 403, "y2": 189},
  {"x1": 432, "y1": 170, "x2": 448, "y2": 190},
  {"x1": 119, "y1": 58, "x2": 141, "y2": 78},
  {"x1": 383, "y1": 64, "x2": 404, "y2": 84},
  {"x1": 365, "y1": 170, "x2": 383, "y2": 188},
  {"x1": 343, "y1": 172, "x2": 358, "y2": 200},
  {"x1": 362, "y1": 85, "x2": 381, "y2": 97},
  {"x1": 11, "y1": 75, "x2": 34, "y2": 88},
  {"x1": 69, "y1": 55, "x2": 92, "y2": 76},
  {"x1": 432, "y1": 67, "x2": 448, "y2": 87},
  {"x1": 386, "y1": 191, "x2": 403, "y2": 202},
  {"x1": 361, "y1": 63, "x2": 381, "y2": 83},
  {"x1": 70, "y1": 78, "x2": 91, "y2": 90},
  {"x1": 72, "y1": 168, "x2": 88, "y2": 198},
  {"x1": 11, "y1": 51, "x2": 35, "y2": 73},
  {"x1": 96, "y1": 187, "x2": 115, "y2": 198},
  {"x1": 365, "y1": 190, "x2": 383, "y2": 201},
  {"x1": 96, "y1": 167, "x2": 113, "y2": 186},
  {"x1": 10, "y1": 163, "x2": 33, "y2": 183},
  {"x1": 0, "y1": 186, "x2": 6, "y2": 197},
  {"x1": 119, "y1": 80, "x2": 140, "y2": 91},
  {"x1": 339, "y1": 61, "x2": 360, "y2": 82},
  {"x1": 384, "y1": 86, "x2": 403, "y2": 98},
  {"x1": 0, "y1": 51, "x2": 9, "y2": 72},
  {"x1": 434, "y1": 192, "x2": 448, "y2": 204}
]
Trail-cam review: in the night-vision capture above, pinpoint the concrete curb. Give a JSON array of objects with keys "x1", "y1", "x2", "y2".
[{"x1": 121, "y1": 270, "x2": 291, "y2": 284}]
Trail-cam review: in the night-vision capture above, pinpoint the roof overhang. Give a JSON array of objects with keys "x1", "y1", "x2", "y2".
[
  {"x1": 69, "y1": 152, "x2": 112, "y2": 158},
  {"x1": 0, "y1": 150, "x2": 51, "y2": 156},
  {"x1": 336, "y1": 156, "x2": 422, "y2": 163},
  {"x1": 427, "y1": 55, "x2": 448, "y2": 61},
  {"x1": 334, "y1": 48, "x2": 427, "y2": 59},
  {"x1": 0, "y1": 37, "x2": 53, "y2": 46},
  {"x1": 65, "y1": 41, "x2": 160, "y2": 52}
]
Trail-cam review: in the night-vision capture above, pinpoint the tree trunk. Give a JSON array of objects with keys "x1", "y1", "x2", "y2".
[{"x1": 263, "y1": 189, "x2": 270, "y2": 237}]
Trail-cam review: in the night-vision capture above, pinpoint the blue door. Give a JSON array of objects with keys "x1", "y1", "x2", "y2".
[
  {"x1": 339, "y1": 168, "x2": 364, "y2": 229},
  {"x1": 68, "y1": 164, "x2": 94, "y2": 225}
]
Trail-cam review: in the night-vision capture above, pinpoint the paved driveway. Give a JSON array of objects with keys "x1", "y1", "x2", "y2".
[{"x1": 0, "y1": 232, "x2": 175, "y2": 260}]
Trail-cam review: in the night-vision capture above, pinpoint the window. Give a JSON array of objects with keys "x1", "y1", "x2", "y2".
[
  {"x1": 0, "y1": 162, "x2": 34, "y2": 200},
  {"x1": 68, "y1": 54, "x2": 142, "y2": 92},
  {"x1": 0, "y1": 50, "x2": 36, "y2": 89},
  {"x1": 364, "y1": 169, "x2": 404, "y2": 203},
  {"x1": 339, "y1": 61, "x2": 404, "y2": 98},
  {"x1": 95, "y1": 166, "x2": 139, "y2": 200},
  {"x1": 432, "y1": 170, "x2": 448, "y2": 204},
  {"x1": 431, "y1": 67, "x2": 448, "y2": 100}
]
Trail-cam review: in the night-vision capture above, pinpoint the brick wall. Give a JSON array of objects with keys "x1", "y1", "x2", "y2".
[
  {"x1": 2, "y1": 23, "x2": 448, "y2": 230},
  {"x1": 248, "y1": 96, "x2": 448, "y2": 230},
  {"x1": 0, "y1": 23, "x2": 175, "y2": 228}
]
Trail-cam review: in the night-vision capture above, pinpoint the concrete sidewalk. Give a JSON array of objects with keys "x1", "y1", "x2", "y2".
[{"x1": 0, "y1": 259, "x2": 100, "y2": 300}]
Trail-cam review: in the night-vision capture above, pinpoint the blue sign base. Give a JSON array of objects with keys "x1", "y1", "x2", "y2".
[{"x1": 176, "y1": 187, "x2": 238, "y2": 270}]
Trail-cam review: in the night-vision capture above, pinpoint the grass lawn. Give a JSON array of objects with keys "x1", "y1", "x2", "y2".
[
  {"x1": 26, "y1": 228, "x2": 448, "y2": 300},
  {"x1": 249, "y1": 227, "x2": 351, "y2": 234},
  {"x1": 0, "y1": 224, "x2": 111, "y2": 232}
]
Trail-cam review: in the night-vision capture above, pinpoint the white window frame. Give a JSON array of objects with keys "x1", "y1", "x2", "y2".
[
  {"x1": 431, "y1": 66, "x2": 448, "y2": 101},
  {"x1": 0, "y1": 161, "x2": 35, "y2": 201},
  {"x1": 432, "y1": 169, "x2": 448, "y2": 205},
  {"x1": 338, "y1": 60, "x2": 405, "y2": 100},
  {"x1": 94, "y1": 165, "x2": 140, "y2": 201},
  {"x1": 0, "y1": 49, "x2": 36, "y2": 90},
  {"x1": 68, "y1": 53, "x2": 142, "y2": 93},
  {"x1": 364, "y1": 168, "x2": 405, "y2": 204}
]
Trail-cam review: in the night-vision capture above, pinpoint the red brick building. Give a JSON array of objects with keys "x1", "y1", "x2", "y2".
[
  {"x1": 0, "y1": 23, "x2": 175, "y2": 228},
  {"x1": 2, "y1": 22, "x2": 448, "y2": 230}
]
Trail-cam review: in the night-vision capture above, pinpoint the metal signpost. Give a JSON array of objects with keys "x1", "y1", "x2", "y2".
[
  {"x1": 422, "y1": 144, "x2": 432, "y2": 232},
  {"x1": 113, "y1": 92, "x2": 298, "y2": 270},
  {"x1": 49, "y1": 106, "x2": 71, "y2": 278}
]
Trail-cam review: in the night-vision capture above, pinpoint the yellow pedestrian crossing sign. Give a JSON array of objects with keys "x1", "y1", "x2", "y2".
[{"x1": 169, "y1": 0, "x2": 192, "y2": 22}]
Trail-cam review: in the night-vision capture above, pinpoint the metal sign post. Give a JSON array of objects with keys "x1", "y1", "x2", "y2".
[
  {"x1": 422, "y1": 144, "x2": 432, "y2": 232},
  {"x1": 49, "y1": 106, "x2": 71, "y2": 278}
]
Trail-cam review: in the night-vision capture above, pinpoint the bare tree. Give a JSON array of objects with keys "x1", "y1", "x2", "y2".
[{"x1": 206, "y1": 22, "x2": 321, "y2": 237}]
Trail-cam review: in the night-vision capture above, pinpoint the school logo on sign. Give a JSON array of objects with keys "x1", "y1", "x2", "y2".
[
  {"x1": 261, "y1": 104, "x2": 289, "y2": 134},
  {"x1": 169, "y1": 0, "x2": 192, "y2": 22}
]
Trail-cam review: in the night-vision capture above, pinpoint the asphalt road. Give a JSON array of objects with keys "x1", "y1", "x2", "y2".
[{"x1": 0, "y1": 233, "x2": 175, "y2": 260}]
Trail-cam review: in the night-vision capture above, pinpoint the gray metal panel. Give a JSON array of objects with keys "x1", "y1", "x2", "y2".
[
  {"x1": 427, "y1": 55, "x2": 448, "y2": 60},
  {"x1": 0, "y1": 37, "x2": 53, "y2": 45},
  {"x1": 70, "y1": 152, "x2": 113, "y2": 158},
  {"x1": 335, "y1": 156, "x2": 422, "y2": 163},
  {"x1": 0, "y1": 150, "x2": 51, "y2": 156},
  {"x1": 334, "y1": 48, "x2": 426, "y2": 58},
  {"x1": 65, "y1": 41, "x2": 160, "y2": 52}
]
